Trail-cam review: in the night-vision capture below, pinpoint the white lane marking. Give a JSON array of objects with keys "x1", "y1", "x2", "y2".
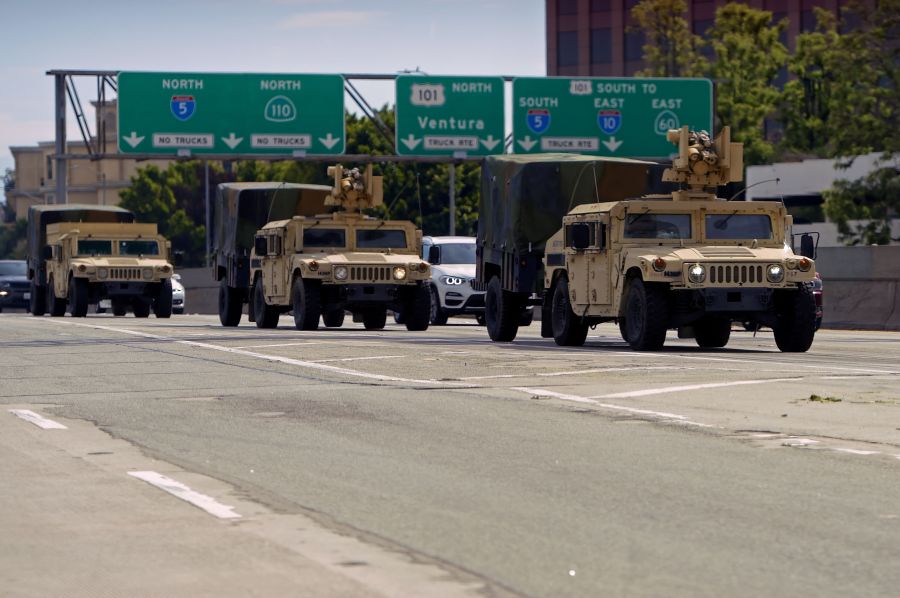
[
  {"x1": 783, "y1": 438, "x2": 820, "y2": 447},
  {"x1": 513, "y1": 387, "x2": 713, "y2": 428},
  {"x1": 461, "y1": 366, "x2": 682, "y2": 381},
  {"x1": 128, "y1": 471, "x2": 241, "y2": 519},
  {"x1": 592, "y1": 377, "x2": 800, "y2": 400},
  {"x1": 311, "y1": 355, "x2": 403, "y2": 363},
  {"x1": 833, "y1": 448, "x2": 881, "y2": 456},
  {"x1": 230, "y1": 341, "x2": 335, "y2": 349},
  {"x1": 38, "y1": 320, "x2": 474, "y2": 388},
  {"x1": 8, "y1": 409, "x2": 68, "y2": 430},
  {"x1": 820, "y1": 375, "x2": 900, "y2": 380}
]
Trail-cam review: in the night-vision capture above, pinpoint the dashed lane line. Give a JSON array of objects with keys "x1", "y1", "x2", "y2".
[
  {"x1": 128, "y1": 471, "x2": 241, "y2": 519},
  {"x1": 8, "y1": 409, "x2": 68, "y2": 429}
]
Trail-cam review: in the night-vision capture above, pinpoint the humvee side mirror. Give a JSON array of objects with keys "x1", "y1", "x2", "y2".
[
  {"x1": 428, "y1": 245, "x2": 440, "y2": 265},
  {"x1": 172, "y1": 251, "x2": 184, "y2": 267},
  {"x1": 254, "y1": 236, "x2": 268, "y2": 256},
  {"x1": 571, "y1": 223, "x2": 590, "y2": 250},
  {"x1": 42, "y1": 245, "x2": 53, "y2": 260},
  {"x1": 799, "y1": 233, "x2": 816, "y2": 259}
]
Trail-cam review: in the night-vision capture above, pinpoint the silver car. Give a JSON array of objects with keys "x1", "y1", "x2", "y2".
[
  {"x1": 171, "y1": 273, "x2": 185, "y2": 314},
  {"x1": 422, "y1": 236, "x2": 485, "y2": 325}
]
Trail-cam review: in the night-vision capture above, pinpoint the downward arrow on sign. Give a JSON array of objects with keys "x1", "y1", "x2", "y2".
[
  {"x1": 602, "y1": 136, "x2": 623, "y2": 152},
  {"x1": 122, "y1": 131, "x2": 145, "y2": 148},
  {"x1": 401, "y1": 134, "x2": 421, "y2": 150},
  {"x1": 319, "y1": 133, "x2": 340, "y2": 149},
  {"x1": 222, "y1": 133, "x2": 243, "y2": 149},
  {"x1": 480, "y1": 135, "x2": 500, "y2": 151},
  {"x1": 517, "y1": 136, "x2": 537, "y2": 151}
]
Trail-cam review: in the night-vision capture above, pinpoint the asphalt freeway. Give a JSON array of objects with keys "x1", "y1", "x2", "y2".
[{"x1": 2, "y1": 312, "x2": 899, "y2": 597}]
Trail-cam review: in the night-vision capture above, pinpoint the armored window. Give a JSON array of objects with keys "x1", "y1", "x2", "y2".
[
  {"x1": 597, "y1": 223, "x2": 607, "y2": 249},
  {"x1": 705, "y1": 214, "x2": 773, "y2": 240},
  {"x1": 119, "y1": 240, "x2": 160, "y2": 256},
  {"x1": 624, "y1": 213, "x2": 691, "y2": 239},
  {"x1": 303, "y1": 228, "x2": 346, "y2": 248},
  {"x1": 77, "y1": 240, "x2": 113, "y2": 256},
  {"x1": 565, "y1": 223, "x2": 592, "y2": 249},
  {"x1": 269, "y1": 235, "x2": 282, "y2": 255},
  {"x1": 356, "y1": 229, "x2": 407, "y2": 249}
]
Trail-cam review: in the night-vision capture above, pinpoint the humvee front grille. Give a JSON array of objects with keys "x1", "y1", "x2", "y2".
[
  {"x1": 349, "y1": 266, "x2": 393, "y2": 282},
  {"x1": 707, "y1": 264, "x2": 765, "y2": 286},
  {"x1": 109, "y1": 267, "x2": 142, "y2": 280}
]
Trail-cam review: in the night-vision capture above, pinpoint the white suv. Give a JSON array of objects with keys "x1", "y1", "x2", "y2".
[{"x1": 422, "y1": 236, "x2": 485, "y2": 325}]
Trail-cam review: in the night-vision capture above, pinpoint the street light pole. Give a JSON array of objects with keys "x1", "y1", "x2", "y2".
[{"x1": 54, "y1": 74, "x2": 67, "y2": 204}]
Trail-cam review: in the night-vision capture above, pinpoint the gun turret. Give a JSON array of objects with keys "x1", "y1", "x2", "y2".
[
  {"x1": 662, "y1": 126, "x2": 743, "y2": 201},
  {"x1": 325, "y1": 164, "x2": 384, "y2": 212}
]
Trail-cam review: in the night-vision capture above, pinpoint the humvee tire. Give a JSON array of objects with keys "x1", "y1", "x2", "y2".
[
  {"x1": 112, "y1": 299, "x2": 128, "y2": 317},
  {"x1": 362, "y1": 308, "x2": 387, "y2": 330},
  {"x1": 551, "y1": 277, "x2": 588, "y2": 347},
  {"x1": 154, "y1": 279, "x2": 173, "y2": 318},
  {"x1": 322, "y1": 309, "x2": 345, "y2": 328},
  {"x1": 485, "y1": 276, "x2": 521, "y2": 342},
  {"x1": 47, "y1": 278, "x2": 66, "y2": 317},
  {"x1": 30, "y1": 281, "x2": 46, "y2": 316},
  {"x1": 773, "y1": 285, "x2": 817, "y2": 352},
  {"x1": 252, "y1": 279, "x2": 279, "y2": 329},
  {"x1": 405, "y1": 283, "x2": 431, "y2": 331},
  {"x1": 69, "y1": 277, "x2": 89, "y2": 317},
  {"x1": 133, "y1": 299, "x2": 151, "y2": 318},
  {"x1": 292, "y1": 276, "x2": 321, "y2": 330},
  {"x1": 622, "y1": 278, "x2": 668, "y2": 351},
  {"x1": 429, "y1": 285, "x2": 449, "y2": 325},
  {"x1": 218, "y1": 279, "x2": 243, "y2": 327},
  {"x1": 694, "y1": 316, "x2": 731, "y2": 348}
]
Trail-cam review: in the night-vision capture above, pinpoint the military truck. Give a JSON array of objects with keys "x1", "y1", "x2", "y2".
[
  {"x1": 476, "y1": 153, "x2": 661, "y2": 342},
  {"x1": 249, "y1": 165, "x2": 432, "y2": 331},
  {"x1": 212, "y1": 182, "x2": 332, "y2": 326},
  {"x1": 541, "y1": 127, "x2": 818, "y2": 352},
  {"x1": 27, "y1": 205, "x2": 176, "y2": 318}
]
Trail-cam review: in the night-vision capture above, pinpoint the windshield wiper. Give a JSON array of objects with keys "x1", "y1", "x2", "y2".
[
  {"x1": 627, "y1": 207, "x2": 652, "y2": 225},
  {"x1": 714, "y1": 210, "x2": 740, "y2": 230}
]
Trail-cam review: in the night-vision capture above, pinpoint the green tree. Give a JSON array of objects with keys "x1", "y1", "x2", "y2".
[
  {"x1": 823, "y1": 166, "x2": 900, "y2": 245},
  {"x1": 707, "y1": 4, "x2": 788, "y2": 165},
  {"x1": 632, "y1": 0, "x2": 708, "y2": 78},
  {"x1": 0, "y1": 219, "x2": 27, "y2": 259}
]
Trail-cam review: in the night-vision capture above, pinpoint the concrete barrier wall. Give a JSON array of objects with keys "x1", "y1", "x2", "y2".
[{"x1": 177, "y1": 246, "x2": 900, "y2": 330}]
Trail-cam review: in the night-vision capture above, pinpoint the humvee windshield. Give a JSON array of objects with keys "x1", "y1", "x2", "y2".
[
  {"x1": 624, "y1": 213, "x2": 691, "y2": 239},
  {"x1": 303, "y1": 228, "x2": 346, "y2": 248},
  {"x1": 356, "y1": 229, "x2": 407, "y2": 249},
  {"x1": 705, "y1": 214, "x2": 773, "y2": 240},
  {"x1": 77, "y1": 240, "x2": 113, "y2": 256},
  {"x1": 120, "y1": 240, "x2": 160, "y2": 255}
]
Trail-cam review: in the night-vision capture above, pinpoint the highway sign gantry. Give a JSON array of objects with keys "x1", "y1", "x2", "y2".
[
  {"x1": 117, "y1": 72, "x2": 345, "y2": 155},
  {"x1": 395, "y1": 75, "x2": 504, "y2": 157},
  {"x1": 512, "y1": 77, "x2": 713, "y2": 158}
]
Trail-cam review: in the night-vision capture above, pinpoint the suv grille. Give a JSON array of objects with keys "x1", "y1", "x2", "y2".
[
  {"x1": 707, "y1": 264, "x2": 765, "y2": 286},
  {"x1": 109, "y1": 267, "x2": 142, "y2": 280},
  {"x1": 349, "y1": 266, "x2": 393, "y2": 282}
]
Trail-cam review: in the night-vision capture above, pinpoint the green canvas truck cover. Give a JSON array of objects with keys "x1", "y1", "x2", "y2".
[
  {"x1": 27, "y1": 204, "x2": 135, "y2": 280},
  {"x1": 213, "y1": 182, "x2": 332, "y2": 257},
  {"x1": 478, "y1": 154, "x2": 660, "y2": 257}
]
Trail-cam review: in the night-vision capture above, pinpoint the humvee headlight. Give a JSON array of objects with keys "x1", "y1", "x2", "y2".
[
  {"x1": 77, "y1": 264, "x2": 87, "y2": 273},
  {"x1": 158, "y1": 265, "x2": 171, "y2": 273},
  {"x1": 688, "y1": 264, "x2": 706, "y2": 283},
  {"x1": 308, "y1": 260, "x2": 319, "y2": 271},
  {"x1": 652, "y1": 257, "x2": 667, "y2": 272},
  {"x1": 767, "y1": 264, "x2": 785, "y2": 283},
  {"x1": 334, "y1": 266, "x2": 348, "y2": 281},
  {"x1": 393, "y1": 266, "x2": 407, "y2": 281},
  {"x1": 142, "y1": 268, "x2": 153, "y2": 280},
  {"x1": 797, "y1": 258, "x2": 812, "y2": 272},
  {"x1": 98, "y1": 268, "x2": 108, "y2": 279}
]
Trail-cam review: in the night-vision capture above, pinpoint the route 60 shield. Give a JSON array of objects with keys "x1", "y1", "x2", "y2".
[
  {"x1": 597, "y1": 110, "x2": 621, "y2": 135},
  {"x1": 170, "y1": 95, "x2": 195, "y2": 121},
  {"x1": 526, "y1": 109, "x2": 551, "y2": 134}
]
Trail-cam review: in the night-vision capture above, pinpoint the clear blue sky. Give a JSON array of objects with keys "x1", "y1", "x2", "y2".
[{"x1": 0, "y1": 0, "x2": 546, "y2": 204}]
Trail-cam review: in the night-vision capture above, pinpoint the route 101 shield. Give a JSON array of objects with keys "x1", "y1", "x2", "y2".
[
  {"x1": 597, "y1": 110, "x2": 621, "y2": 135},
  {"x1": 526, "y1": 109, "x2": 551, "y2": 134},
  {"x1": 170, "y1": 95, "x2": 196, "y2": 121}
]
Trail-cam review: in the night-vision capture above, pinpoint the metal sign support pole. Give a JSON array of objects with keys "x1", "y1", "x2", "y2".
[
  {"x1": 204, "y1": 160, "x2": 210, "y2": 267},
  {"x1": 448, "y1": 163, "x2": 456, "y2": 236},
  {"x1": 54, "y1": 74, "x2": 67, "y2": 204}
]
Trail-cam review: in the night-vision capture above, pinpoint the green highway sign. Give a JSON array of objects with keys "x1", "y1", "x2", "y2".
[
  {"x1": 117, "y1": 72, "x2": 345, "y2": 155},
  {"x1": 395, "y1": 75, "x2": 504, "y2": 156},
  {"x1": 512, "y1": 77, "x2": 713, "y2": 158}
]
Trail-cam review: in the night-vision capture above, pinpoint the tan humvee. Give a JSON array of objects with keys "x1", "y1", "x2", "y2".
[
  {"x1": 543, "y1": 127, "x2": 818, "y2": 352},
  {"x1": 249, "y1": 165, "x2": 432, "y2": 331},
  {"x1": 42, "y1": 221, "x2": 176, "y2": 318}
]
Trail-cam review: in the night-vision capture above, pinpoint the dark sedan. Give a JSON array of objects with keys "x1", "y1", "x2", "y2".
[{"x1": 0, "y1": 260, "x2": 29, "y2": 311}]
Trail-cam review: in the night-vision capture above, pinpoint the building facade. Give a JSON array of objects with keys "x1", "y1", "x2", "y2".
[
  {"x1": 6, "y1": 101, "x2": 169, "y2": 221},
  {"x1": 546, "y1": 0, "x2": 851, "y2": 77}
]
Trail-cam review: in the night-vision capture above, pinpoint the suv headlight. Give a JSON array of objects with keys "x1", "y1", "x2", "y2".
[
  {"x1": 440, "y1": 276, "x2": 464, "y2": 286},
  {"x1": 767, "y1": 264, "x2": 785, "y2": 283},
  {"x1": 687, "y1": 264, "x2": 706, "y2": 284},
  {"x1": 393, "y1": 266, "x2": 407, "y2": 281},
  {"x1": 334, "y1": 266, "x2": 348, "y2": 281}
]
